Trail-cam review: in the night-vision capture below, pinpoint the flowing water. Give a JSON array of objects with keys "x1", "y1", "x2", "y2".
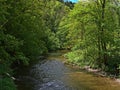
[{"x1": 15, "y1": 50, "x2": 120, "y2": 90}]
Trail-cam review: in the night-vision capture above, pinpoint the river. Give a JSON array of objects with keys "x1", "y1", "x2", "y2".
[{"x1": 15, "y1": 50, "x2": 120, "y2": 90}]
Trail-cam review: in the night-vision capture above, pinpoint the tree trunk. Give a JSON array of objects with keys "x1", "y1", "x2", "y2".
[{"x1": 101, "y1": 0, "x2": 107, "y2": 67}]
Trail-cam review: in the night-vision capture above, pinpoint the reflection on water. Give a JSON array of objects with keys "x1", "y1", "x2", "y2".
[{"x1": 16, "y1": 51, "x2": 120, "y2": 90}]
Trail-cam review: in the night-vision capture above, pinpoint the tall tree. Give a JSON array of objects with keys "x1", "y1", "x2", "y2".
[{"x1": 60, "y1": 0, "x2": 120, "y2": 75}]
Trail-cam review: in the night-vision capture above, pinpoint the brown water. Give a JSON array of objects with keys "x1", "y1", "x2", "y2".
[{"x1": 15, "y1": 50, "x2": 120, "y2": 90}]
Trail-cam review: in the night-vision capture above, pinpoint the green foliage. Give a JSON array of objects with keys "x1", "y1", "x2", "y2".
[
  {"x1": 0, "y1": 77, "x2": 16, "y2": 90},
  {"x1": 65, "y1": 50, "x2": 86, "y2": 66},
  {"x1": 0, "y1": 0, "x2": 70, "y2": 89},
  {"x1": 0, "y1": 64, "x2": 16, "y2": 90},
  {"x1": 59, "y1": 0, "x2": 120, "y2": 75},
  {"x1": 0, "y1": 32, "x2": 29, "y2": 66},
  {"x1": 0, "y1": 32, "x2": 28, "y2": 90},
  {"x1": 45, "y1": 29, "x2": 60, "y2": 50}
]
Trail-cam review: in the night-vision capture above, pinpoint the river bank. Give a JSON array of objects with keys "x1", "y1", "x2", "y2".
[{"x1": 64, "y1": 60, "x2": 120, "y2": 84}]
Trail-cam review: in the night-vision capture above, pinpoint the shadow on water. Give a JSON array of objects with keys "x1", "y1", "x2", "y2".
[{"x1": 15, "y1": 50, "x2": 120, "y2": 90}]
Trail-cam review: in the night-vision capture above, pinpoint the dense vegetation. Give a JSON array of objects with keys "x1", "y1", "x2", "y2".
[
  {"x1": 0, "y1": 0, "x2": 120, "y2": 90},
  {"x1": 0, "y1": 0, "x2": 70, "y2": 89},
  {"x1": 58, "y1": 0, "x2": 120, "y2": 76}
]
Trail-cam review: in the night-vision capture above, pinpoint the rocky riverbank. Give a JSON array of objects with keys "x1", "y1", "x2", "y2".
[{"x1": 64, "y1": 61, "x2": 120, "y2": 84}]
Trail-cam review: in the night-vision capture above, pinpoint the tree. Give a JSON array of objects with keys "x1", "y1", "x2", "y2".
[
  {"x1": 60, "y1": 0, "x2": 120, "y2": 75},
  {"x1": 0, "y1": 0, "x2": 71, "y2": 89}
]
